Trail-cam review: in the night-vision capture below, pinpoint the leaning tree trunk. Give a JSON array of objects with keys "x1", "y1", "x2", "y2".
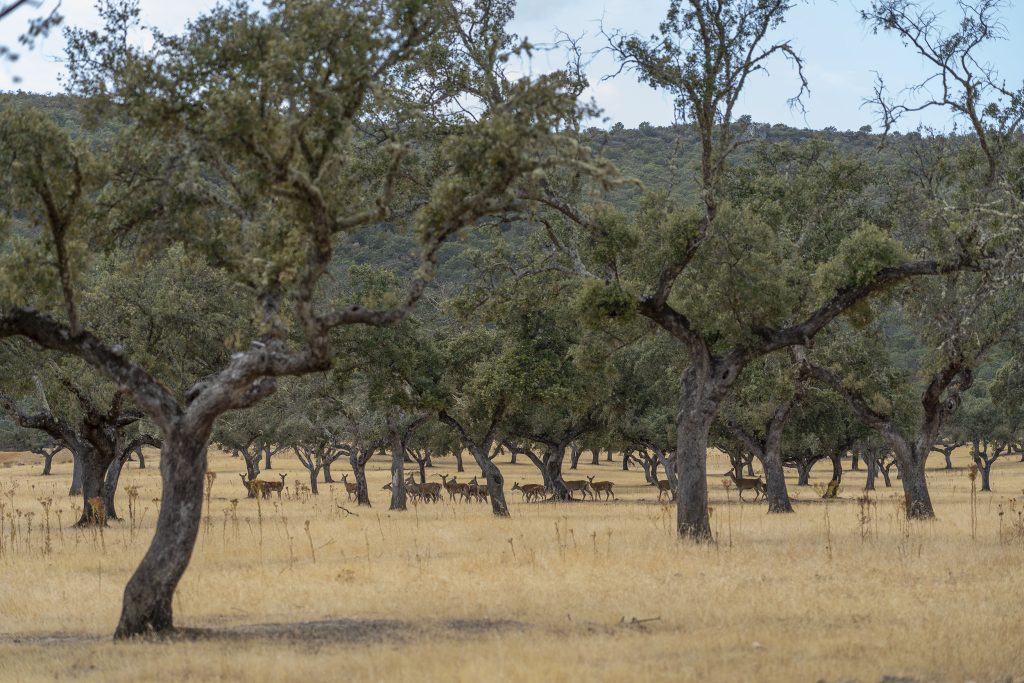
[
  {"x1": 69, "y1": 450, "x2": 83, "y2": 496},
  {"x1": 389, "y1": 437, "x2": 406, "y2": 511},
  {"x1": 829, "y1": 451, "x2": 844, "y2": 483},
  {"x1": 879, "y1": 463, "x2": 893, "y2": 488},
  {"x1": 115, "y1": 431, "x2": 208, "y2": 638},
  {"x1": 568, "y1": 444, "x2": 581, "y2": 470},
  {"x1": 322, "y1": 461, "x2": 335, "y2": 483},
  {"x1": 417, "y1": 459, "x2": 427, "y2": 484},
  {"x1": 470, "y1": 446, "x2": 509, "y2": 517},
  {"x1": 349, "y1": 450, "x2": 371, "y2": 507},
  {"x1": 103, "y1": 453, "x2": 130, "y2": 520},
  {"x1": 135, "y1": 445, "x2": 146, "y2": 469},
  {"x1": 621, "y1": 449, "x2": 631, "y2": 471}
]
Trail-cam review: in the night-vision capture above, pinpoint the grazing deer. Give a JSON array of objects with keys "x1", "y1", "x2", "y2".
[
  {"x1": 723, "y1": 471, "x2": 766, "y2": 502},
  {"x1": 418, "y1": 481, "x2": 442, "y2": 503},
  {"x1": 262, "y1": 473, "x2": 287, "y2": 498},
  {"x1": 656, "y1": 478, "x2": 673, "y2": 502},
  {"x1": 341, "y1": 473, "x2": 359, "y2": 501},
  {"x1": 563, "y1": 479, "x2": 593, "y2": 500},
  {"x1": 512, "y1": 482, "x2": 546, "y2": 502},
  {"x1": 439, "y1": 473, "x2": 469, "y2": 502},
  {"x1": 586, "y1": 476, "x2": 615, "y2": 501}
]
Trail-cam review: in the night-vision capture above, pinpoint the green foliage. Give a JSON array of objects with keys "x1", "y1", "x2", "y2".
[{"x1": 813, "y1": 223, "x2": 909, "y2": 294}]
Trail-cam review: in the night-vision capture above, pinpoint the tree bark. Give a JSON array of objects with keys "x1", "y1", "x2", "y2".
[
  {"x1": 103, "y1": 451, "x2": 129, "y2": 520},
  {"x1": 350, "y1": 448, "x2": 371, "y2": 507},
  {"x1": 569, "y1": 443, "x2": 581, "y2": 470},
  {"x1": 69, "y1": 449, "x2": 83, "y2": 496},
  {"x1": 135, "y1": 445, "x2": 146, "y2": 469},
  {"x1": 309, "y1": 466, "x2": 321, "y2": 495},
  {"x1": 796, "y1": 461, "x2": 812, "y2": 486},
  {"x1": 322, "y1": 461, "x2": 335, "y2": 483},
  {"x1": 417, "y1": 458, "x2": 427, "y2": 484},
  {"x1": 472, "y1": 445, "x2": 509, "y2": 516},
  {"x1": 454, "y1": 449, "x2": 465, "y2": 472},
  {"x1": 864, "y1": 450, "x2": 878, "y2": 491},
  {"x1": 115, "y1": 432, "x2": 208, "y2": 638},
  {"x1": 897, "y1": 451, "x2": 933, "y2": 518},
  {"x1": 544, "y1": 443, "x2": 571, "y2": 500},
  {"x1": 77, "y1": 446, "x2": 111, "y2": 525},
  {"x1": 591, "y1": 448, "x2": 600, "y2": 465},
  {"x1": 851, "y1": 452, "x2": 860, "y2": 471},
  {"x1": 263, "y1": 445, "x2": 274, "y2": 470},
  {"x1": 761, "y1": 449, "x2": 791, "y2": 513},
  {"x1": 389, "y1": 436, "x2": 407, "y2": 511}
]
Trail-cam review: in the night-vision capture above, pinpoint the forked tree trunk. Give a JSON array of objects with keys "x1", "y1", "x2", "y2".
[
  {"x1": 350, "y1": 449, "x2": 371, "y2": 507},
  {"x1": 41, "y1": 448, "x2": 57, "y2": 475},
  {"x1": 115, "y1": 432, "x2": 208, "y2": 638},
  {"x1": 241, "y1": 448, "x2": 260, "y2": 481},
  {"x1": 879, "y1": 462, "x2": 893, "y2": 487}
]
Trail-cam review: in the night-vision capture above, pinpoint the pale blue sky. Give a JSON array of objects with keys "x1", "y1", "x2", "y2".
[{"x1": 2, "y1": 0, "x2": 1021, "y2": 131}]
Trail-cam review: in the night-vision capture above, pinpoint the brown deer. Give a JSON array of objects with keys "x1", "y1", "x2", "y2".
[
  {"x1": 512, "y1": 482, "x2": 547, "y2": 502},
  {"x1": 466, "y1": 477, "x2": 489, "y2": 503},
  {"x1": 723, "y1": 471, "x2": 766, "y2": 502},
  {"x1": 340, "y1": 473, "x2": 359, "y2": 501},
  {"x1": 439, "y1": 473, "x2": 470, "y2": 502},
  {"x1": 656, "y1": 478, "x2": 673, "y2": 502},
  {"x1": 262, "y1": 473, "x2": 287, "y2": 498},
  {"x1": 586, "y1": 476, "x2": 615, "y2": 501},
  {"x1": 563, "y1": 479, "x2": 593, "y2": 500}
]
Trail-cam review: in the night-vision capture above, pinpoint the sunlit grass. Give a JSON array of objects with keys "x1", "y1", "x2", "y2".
[{"x1": 1, "y1": 446, "x2": 1022, "y2": 682}]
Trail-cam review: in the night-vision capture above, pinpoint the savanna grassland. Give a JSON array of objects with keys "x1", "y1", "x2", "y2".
[{"x1": 0, "y1": 449, "x2": 1022, "y2": 682}]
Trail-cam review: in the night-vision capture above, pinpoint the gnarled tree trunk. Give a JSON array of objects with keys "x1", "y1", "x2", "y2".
[{"x1": 115, "y1": 430, "x2": 208, "y2": 638}]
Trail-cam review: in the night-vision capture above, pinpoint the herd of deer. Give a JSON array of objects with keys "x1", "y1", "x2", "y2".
[
  {"x1": 239, "y1": 469, "x2": 768, "y2": 504},
  {"x1": 238, "y1": 473, "x2": 287, "y2": 499}
]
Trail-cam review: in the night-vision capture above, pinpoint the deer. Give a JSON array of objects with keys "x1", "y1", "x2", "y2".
[
  {"x1": 262, "y1": 473, "x2": 287, "y2": 498},
  {"x1": 563, "y1": 479, "x2": 593, "y2": 500},
  {"x1": 723, "y1": 471, "x2": 766, "y2": 502},
  {"x1": 656, "y1": 478, "x2": 673, "y2": 502},
  {"x1": 586, "y1": 476, "x2": 615, "y2": 501},
  {"x1": 439, "y1": 473, "x2": 470, "y2": 502},
  {"x1": 512, "y1": 482, "x2": 547, "y2": 502},
  {"x1": 466, "y1": 477, "x2": 489, "y2": 503},
  {"x1": 340, "y1": 473, "x2": 359, "y2": 501},
  {"x1": 239, "y1": 473, "x2": 268, "y2": 499}
]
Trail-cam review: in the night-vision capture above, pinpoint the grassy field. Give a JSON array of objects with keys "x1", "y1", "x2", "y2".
[{"x1": 0, "y1": 446, "x2": 1022, "y2": 682}]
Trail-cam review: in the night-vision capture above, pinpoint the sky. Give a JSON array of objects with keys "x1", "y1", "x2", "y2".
[{"x1": 1, "y1": 0, "x2": 1021, "y2": 132}]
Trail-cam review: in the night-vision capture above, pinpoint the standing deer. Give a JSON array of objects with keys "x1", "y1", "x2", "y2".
[
  {"x1": 467, "y1": 477, "x2": 489, "y2": 503},
  {"x1": 341, "y1": 473, "x2": 358, "y2": 501},
  {"x1": 723, "y1": 471, "x2": 766, "y2": 502},
  {"x1": 586, "y1": 476, "x2": 615, "y2": 500},
  {"x1": 439, "y1": 473, "x2": 469, "y2": 502},
  {"x1": 262, "y1": 473, "x2": 287, "y2": 498},
  {"x1": 656, "y1": 478, "x2": 673, "y2": 502},
  {"x1": 563, "y1": 479, "x2": 593, "y2": 500}
]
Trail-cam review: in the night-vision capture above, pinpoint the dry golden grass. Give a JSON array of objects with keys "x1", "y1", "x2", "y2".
[{"x1": 1, "y1": 447, "x2": 1023, "y2": 682}]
